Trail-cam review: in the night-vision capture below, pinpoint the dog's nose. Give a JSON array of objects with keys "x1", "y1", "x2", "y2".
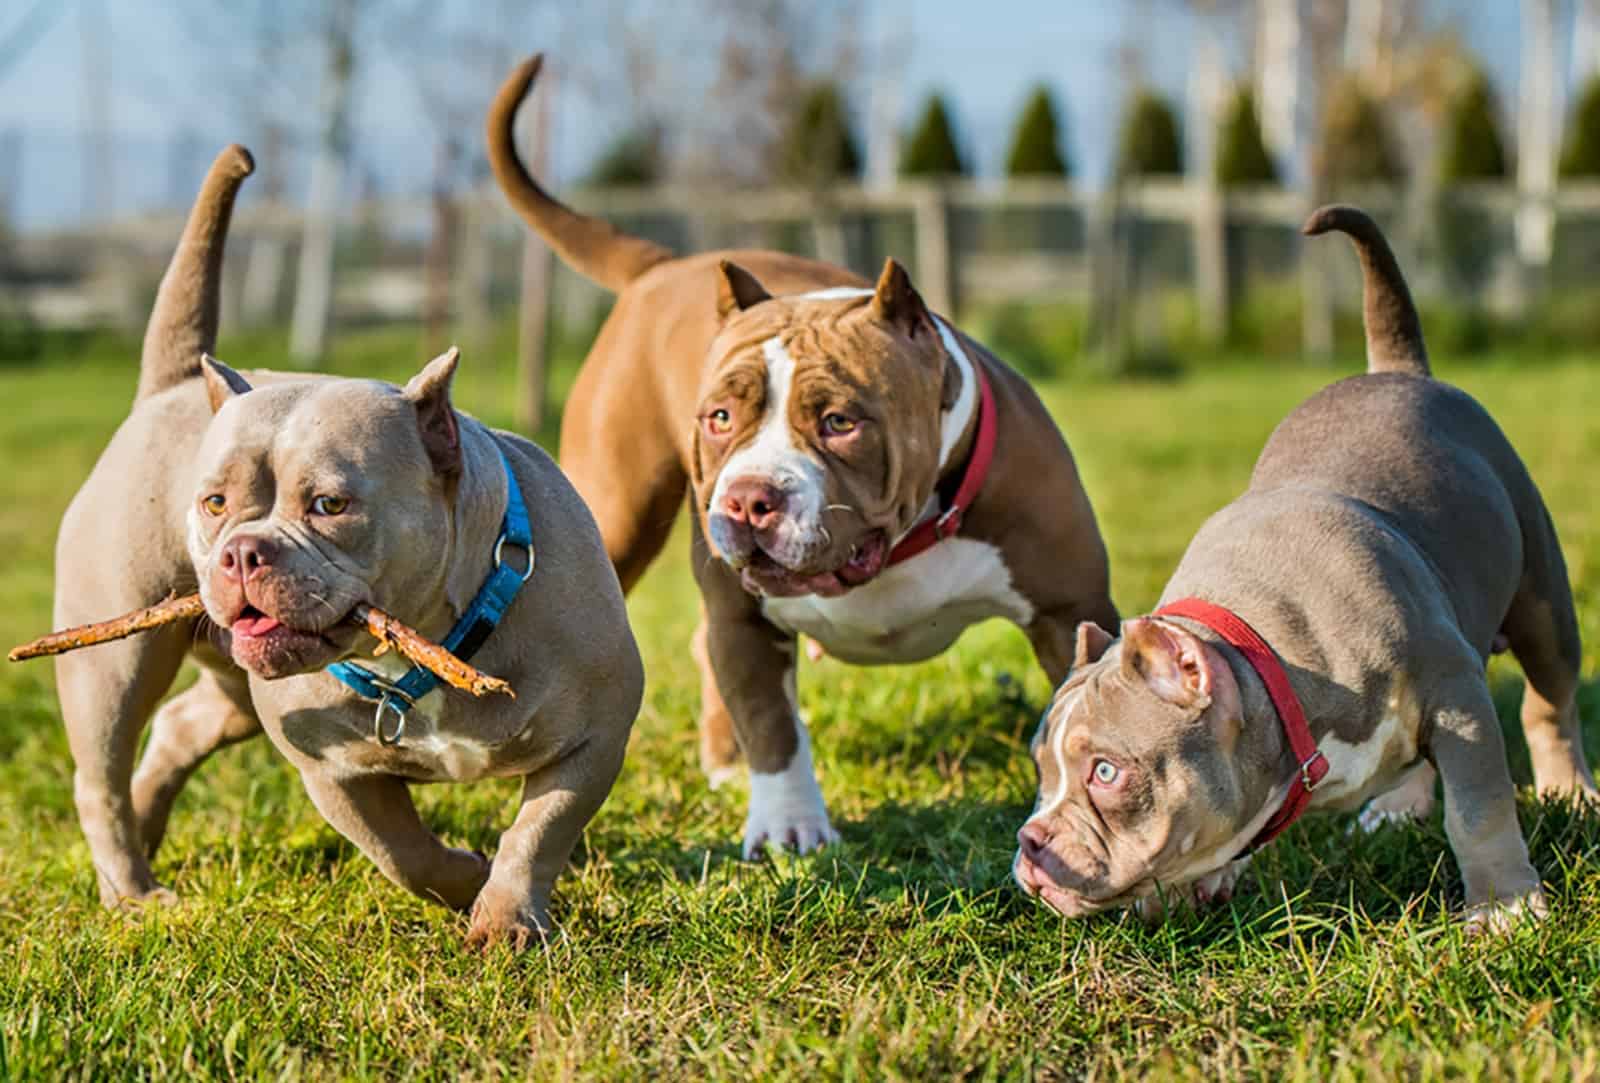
[
  {"x1": 1017, "y1": 820, "x2": 1051, "y2": 857},
  {"x1": 219, "y1": 534, "x2": 277, "y2": 581},
  {"x1": 722, "y1": 477, "x2": 787, "y2": 533}
]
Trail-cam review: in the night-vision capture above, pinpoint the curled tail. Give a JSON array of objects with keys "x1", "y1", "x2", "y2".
[
  {"x1": 138, "y1": 144, "x2": 254, "y2": 401},
  {"x1": 1302, "y1": 204, "x2": 1430, "y2": 377},
  {"x1": 487, "y1": 55, "x2": 674, "y2": 294}
]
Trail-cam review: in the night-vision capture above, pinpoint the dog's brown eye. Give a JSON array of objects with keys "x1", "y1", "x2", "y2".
[
  {"x1": 311, "y1": 495, "x2": 349, "y2": 516},
  {"x1": 705, "y1": 409, "x2": 733, "y2": 436},
  {"x1": 1091, "y1": 759, "x2": 1120, "y2": 786},
  {"x1": 822, "y1": 413, "x2": 857, "y2": 436},
  {"x1": 202, "y1": 494, "x2": 226, "y2": 517}
]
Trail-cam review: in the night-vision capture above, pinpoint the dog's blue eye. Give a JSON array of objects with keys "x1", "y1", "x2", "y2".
[
  {"x1": 311, "y1": 495, "x2": 349, "y2": 516},
  {"x1": 1092, "y1": 759, "x2": 1119, "y2": 785}
]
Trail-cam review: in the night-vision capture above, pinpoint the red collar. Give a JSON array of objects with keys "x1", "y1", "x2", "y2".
[
  {"x1": 1153, "y1": 597, "x2": 1329, "y2": 854},
  {"x1": 886, "y1": 360, "x2": 997, "y2": 566}
]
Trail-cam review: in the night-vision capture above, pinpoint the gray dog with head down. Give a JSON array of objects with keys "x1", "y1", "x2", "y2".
[
  {"x1": 1015, "y1": 206, "x2": 1595, "y2": 930},
  {"x1": 52, "y1": 146, "x2": 641, "y2": 948}
]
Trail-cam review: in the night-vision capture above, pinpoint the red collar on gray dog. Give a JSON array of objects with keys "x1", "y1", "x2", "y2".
[
  {"x1": 886, "y1": 361, "x2": 997, "y2": 567},
  {"x1": 1154, "y1": 597, "x2": 1329, "y2": 854}
]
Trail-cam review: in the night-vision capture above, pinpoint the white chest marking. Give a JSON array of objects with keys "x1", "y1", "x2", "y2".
[
  {"x1": 1309, "y1": 706, "x2": 1421, "y2": 811},
  {"x1": 762, "y1": 537, "x2": 1034, "y2": 665},
  {"x1": 325, "y1": 651, "x2": 499, "y2": 781}
]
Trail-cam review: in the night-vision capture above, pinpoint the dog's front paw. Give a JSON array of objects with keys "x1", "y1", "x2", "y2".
[
  {"x1": 1465, "y1": 891, "x2": 1548, "y2": 936},
  {"x1": 465, "y1": 892, "x2": 550, "y2": 952},
  {"x1": 742, "y1": 764, "x2": 838, "y2": 858},
  {"x1": 1134, "y1": 857, "x2": 1250, "y2": 922},
  {"x1": 742, "y1": 808, "x2": 840, "y2": 858},
  {"x1": 103, "y1": 885, "x2": 180, "y2": 912}
]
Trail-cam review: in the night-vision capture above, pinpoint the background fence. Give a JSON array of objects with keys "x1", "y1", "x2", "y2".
[{"x1": 6, "y1": 177, "x2": 1600, "y2": 426}]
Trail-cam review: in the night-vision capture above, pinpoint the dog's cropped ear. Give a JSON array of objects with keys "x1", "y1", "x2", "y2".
[
  {"x1": 403, "y1": 346, "x2": 462, "y2": 477},
  {"x1": 1072, "y1": 621, "x2": 1116, "y2": 670},
  {"x1": 1120, "y1": 618, "x2": 1214, "y2": 709},
  {"x1": 869, "y1": 258, "x2": 932, "y2": 338},
  {"x1": 715, "y1": 260, "x2": 773, "y2": 319},
  {"x1": 201, "y1": 354, "x2": 253, "y2": 413}
]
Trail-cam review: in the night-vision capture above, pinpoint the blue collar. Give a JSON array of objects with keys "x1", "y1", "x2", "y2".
[{"x1": 327, "y1": 446, "x2": 533, "y2": 745}]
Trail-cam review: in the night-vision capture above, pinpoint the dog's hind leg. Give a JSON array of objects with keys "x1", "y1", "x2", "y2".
[
  {"x1": 692, "y1": 608, "x2": 741, "y2": 787},
  {"x1": 1356, "y1": 761, "x2": 1438, "y2": 833},
  {"x1": 55, "y1": 622, "x2": 189, "y2": 907},
  {"x1": 1502, "y1": 512, "x2": 1597, "y2": 799},
  {"x1": 558, "y1": 355, "x2": 687, "y2": 595},
  {"x1": 131, "y1": 666, "x2": 261, "y2": 857}
]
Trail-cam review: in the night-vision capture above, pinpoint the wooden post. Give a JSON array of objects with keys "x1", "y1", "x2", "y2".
[
  {"x1": 911, "y1": 184, "x2": 956, "y2": 317},
  {"x1": 812, "y1": 204, "x2": 848, "y2": 267},
  {"x1": 1192, "y1": 184, "x2": 1229, "y2": 346},
  {"x1": 457, "y1": 191, "x2": 493, "y2": 354},
  {"x1": 1300, "y1": 194, "x2": 1334, "y2": 363},
  {"x1": 515, "y1": 236, "x2": 554, "y2": 434},
  {"x1": 288, "y1": 0, "x2": 357, "y2": 365},
  {"x1": 513, "y1": 59, "x2": 555, "y2": 434},
  {"x1": 240, "y1": 230, "x2": 286, "y2": 327}
]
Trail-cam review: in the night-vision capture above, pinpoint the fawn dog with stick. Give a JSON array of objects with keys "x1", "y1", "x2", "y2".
[{"x1": 44, "y1": 145, "x2": 640, "y2": 948}]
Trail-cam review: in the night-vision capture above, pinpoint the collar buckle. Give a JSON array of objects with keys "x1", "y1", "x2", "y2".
[{"x1": 1299, "y1": 750, "x2": 1327, "y2": 792}]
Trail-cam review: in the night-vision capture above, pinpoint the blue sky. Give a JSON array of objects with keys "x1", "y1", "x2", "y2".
[{"x1": 0, "y1": 1, "x2": 1538, "y2": 229}]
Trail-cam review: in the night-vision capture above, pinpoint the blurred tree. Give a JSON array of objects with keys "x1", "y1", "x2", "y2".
[
  {"x1": 901, "y1": 93, "x2": 966, "y2": 177},
  {"x1": 775, "y1": 82, "x2": 861, "y2": 186},
  {"x1": 1005, "y1": 85, "x2": 1070, "y2": 178},
  {"x1": 1315, "y1": 77, "x2": 1404, "y2": 188},
  {"x1": 1114, "y1": 89, "x2": 1184, "y2": 179},
  {"x1": 584, "y1": 128, "x2": 665, "y2": 187},
  {"x1": 1214, "y1": 87, "x2": 1278, "y2": 187},
  {"x1": 1561, "y1": 75, "x2": 1600, "y2": 177},
  {"x1": 1438, "y1": 67, "x2": 1510, "y2": 182}
]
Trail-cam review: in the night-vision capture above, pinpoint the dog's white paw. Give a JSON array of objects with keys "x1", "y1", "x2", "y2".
[
  {"x1": 1355, "y1": 765, "x2": 1438, "y2": 834},
  {"x1": 741, "y1": 725, "x2": 838, "y2": 858},
  {"x1": 705, "y1": 764, "x2": 741, "y2": 791},
  {"x1": 1465, "y1": 891, "x2": 1548, "y2": 936},
  {"x1": 1192, "y1": 856, "x2": 1249, "y2": 905},
  {"x1": 1134, "y1": 856, "x2": 1251, "y2": 922}
]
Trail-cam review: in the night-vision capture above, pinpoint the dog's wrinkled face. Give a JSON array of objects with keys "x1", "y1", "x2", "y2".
[
  {"x1": 693, "y1": 259, "x2": 960, "y2": 598},
  {"x1": 1014, "y1": 618, "x2": 1260, "y2": 917},
  {"x1": 187, "y1": 351, "x2": 463, "y2": 678}
]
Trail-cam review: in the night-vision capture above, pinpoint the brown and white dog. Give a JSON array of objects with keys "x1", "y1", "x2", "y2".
[
  {"x1": 487, "y1": 56, "x2": 1118, "y2": 857},
  {"x1": 1015, "y1": 206, "x2": 1596, "y2": 929}
]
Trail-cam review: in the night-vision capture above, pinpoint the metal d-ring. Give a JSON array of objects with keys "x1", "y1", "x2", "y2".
[
  {"x1": 493, "y1": 534, "x2": 536, "y2": 581},
  {"x1": 373, "y1": 692, "x2": 412, "y2": 746}
]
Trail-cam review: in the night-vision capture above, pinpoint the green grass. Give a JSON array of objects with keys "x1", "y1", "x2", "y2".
[{"x1": 2, "y1": 332, "x2": 1599, "y2": 1080}]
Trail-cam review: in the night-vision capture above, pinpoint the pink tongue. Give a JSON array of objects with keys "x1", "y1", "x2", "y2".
[{"x1": 233, "y1": 613, "x2": 283, "y2": 637}]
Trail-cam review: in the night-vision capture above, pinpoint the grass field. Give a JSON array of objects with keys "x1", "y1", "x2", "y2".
[{"x1": 2, "y1": 331, "x2": 1598, "y2": 1080}]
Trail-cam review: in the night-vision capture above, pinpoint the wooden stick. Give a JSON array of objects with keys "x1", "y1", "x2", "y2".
[
  {"x1": 9, "y1": 593, "x2": 515, "y2": 700},
  {"x1": 8, "y1": 593, "x2": 206, "y2": 661},
  {"x1": 351, "y1": 603, "x2": 514, "y2": 699}
]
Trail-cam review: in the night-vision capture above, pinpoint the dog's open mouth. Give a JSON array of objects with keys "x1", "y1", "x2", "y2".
[
  {"x1": 738, "y1": 530, "x2": 889, "y2": 598},
  {"x1": 228, "y1": 604, "x2": 345, "y2": 677}
]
